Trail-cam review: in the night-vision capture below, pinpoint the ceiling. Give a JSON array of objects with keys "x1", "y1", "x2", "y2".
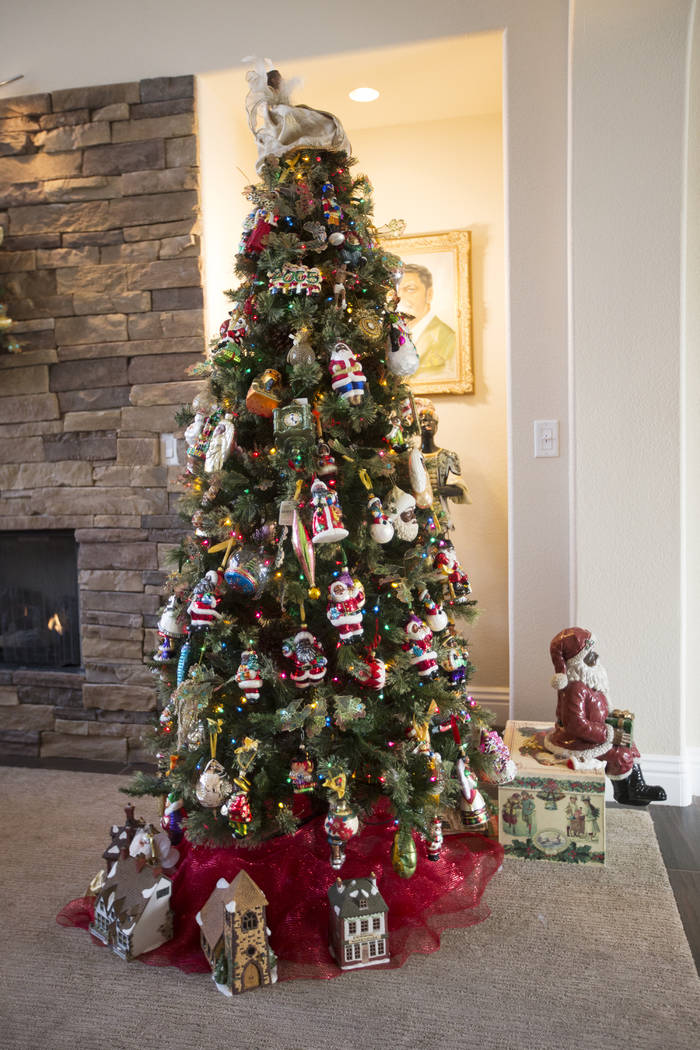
[{"x1": 207, "y1": 31, "x2": 503, "y2": 133}]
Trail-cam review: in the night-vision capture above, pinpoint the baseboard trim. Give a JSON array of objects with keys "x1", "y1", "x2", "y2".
[
  {"x1": 468, "y1": 686, "x2": 510, "y2": 728},
  {"x1": 604, "y1": 750, "x2": 698, "y2": 807}
]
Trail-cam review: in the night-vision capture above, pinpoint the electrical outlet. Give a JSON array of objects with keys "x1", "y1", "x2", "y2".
[
  {"x1": 534, "y1": 420, "x2": 559, "y2": 457},
  {"x1": 160, "y1": 433, "x2": 180, "y2": 466}
]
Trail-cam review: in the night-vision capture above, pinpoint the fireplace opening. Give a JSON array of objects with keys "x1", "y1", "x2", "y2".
[{"x1": 0, "y1": 530, "x2": 81, "y2": 669}]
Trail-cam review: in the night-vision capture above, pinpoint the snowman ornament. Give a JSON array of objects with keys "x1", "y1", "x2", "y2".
[
  {"x1": 367, "y1": 495, "x2": 394, "y2": 543},
  {"x1": 327, "y1": 572, "x2": 365, "y2": 644}
]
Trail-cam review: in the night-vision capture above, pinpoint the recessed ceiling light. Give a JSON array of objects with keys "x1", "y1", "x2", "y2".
[{"x1": 349, "y1": 87, "x2": 380, "y2": 103}]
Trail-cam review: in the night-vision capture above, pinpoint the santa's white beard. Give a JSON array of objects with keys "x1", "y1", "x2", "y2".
[{"x1": 567, "y1": 654, "x2": 610, "y2": 695}]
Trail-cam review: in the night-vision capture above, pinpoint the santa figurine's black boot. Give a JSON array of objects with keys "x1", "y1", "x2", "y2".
[{"x1": 612, "y1": 764, "x2": 667, "y2": 807}]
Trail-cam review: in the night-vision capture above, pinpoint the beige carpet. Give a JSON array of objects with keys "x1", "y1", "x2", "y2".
[{"x1": 0, "y1": 768, "x2": 698, "y2": 1050}]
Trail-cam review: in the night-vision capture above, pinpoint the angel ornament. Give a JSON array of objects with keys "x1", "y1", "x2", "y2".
[
  {"x1": 204, "y1": 413, "x2": 235, "y2": 474},
  {"x1": 245, "y1": 61, "x2": 352, "y2": 173}
]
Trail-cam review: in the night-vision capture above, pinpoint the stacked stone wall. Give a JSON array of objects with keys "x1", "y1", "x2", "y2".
[{"x1": 0, "y1": 76, "x2": 205, "y2": 763}]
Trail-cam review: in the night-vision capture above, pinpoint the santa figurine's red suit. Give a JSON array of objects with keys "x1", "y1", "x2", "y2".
[{"x1": 544, "y1": 627, "x2": 666, "y2": 807}]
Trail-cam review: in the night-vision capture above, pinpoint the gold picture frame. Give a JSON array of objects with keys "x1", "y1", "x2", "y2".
[{"x1": 381, "y1": 230, "x2": 473, "y2": 395}]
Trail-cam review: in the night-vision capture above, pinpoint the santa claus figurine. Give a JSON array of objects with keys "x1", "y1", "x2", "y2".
[
  {"x1": 328, "y1": 341, "x2": 367, "y2": 405},
  {"x1": 402, "y1": 615, "x2": 439, "y2": 678},
  {"x1": 187, "y1": 570, "x2": 224, "y2": 629},
  {"x1": 235, "y1": 649, "x2": 264, "y2": 701},
  {"x1": 281, "y1": 629, "x2": 328, "y2": 688},
  {"x1": 433, "y1": 540, "x2": 471, "y2": 603},
  {"x1": 544, "y1": 627, "x2": 666, "y2": 806},
  {"x1": 311, "y1": 477, "x2": 349, "y2": 544},
  {"x1": 327, "y1": 572, "x2": 365, "y2": 644}
]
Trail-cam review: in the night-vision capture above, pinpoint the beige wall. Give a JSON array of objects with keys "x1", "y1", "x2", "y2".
[{"x1": 352, "y1": 116, "x2": 508, "y2": 691}]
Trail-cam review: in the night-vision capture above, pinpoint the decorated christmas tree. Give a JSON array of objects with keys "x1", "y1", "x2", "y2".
[{"x1": 130, "y1": 61, "x2": 514, "y2": 879}]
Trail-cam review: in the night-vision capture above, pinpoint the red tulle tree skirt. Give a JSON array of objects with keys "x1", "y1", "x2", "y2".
[{"x1": 57, "y1": 816, "x2": 503, "y2": 980}]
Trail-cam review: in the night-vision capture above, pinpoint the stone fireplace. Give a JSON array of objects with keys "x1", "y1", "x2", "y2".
[{"x1": 0, "y1": 75, "x2": 205, "y2": 764}]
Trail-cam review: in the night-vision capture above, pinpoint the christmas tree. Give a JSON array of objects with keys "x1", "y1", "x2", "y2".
[{"x1": 131, "y1": 62, "x2": 513, "y2": 877}]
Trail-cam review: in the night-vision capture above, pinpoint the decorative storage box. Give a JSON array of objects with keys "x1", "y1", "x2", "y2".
[{"x1": 498, "y1": 721, "x2": 606, "y2": 865}]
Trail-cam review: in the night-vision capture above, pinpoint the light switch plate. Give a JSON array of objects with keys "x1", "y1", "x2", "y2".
[{"x1": 534, "y1": 420, "x2": 559, "y2": 457}]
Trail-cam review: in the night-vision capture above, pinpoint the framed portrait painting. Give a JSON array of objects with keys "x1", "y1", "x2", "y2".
[{"x1": 381, "y1": 230, "x2": 473, "y2": 395}]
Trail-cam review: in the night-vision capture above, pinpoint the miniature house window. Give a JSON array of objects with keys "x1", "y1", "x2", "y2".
[
  {"x1": 372, "y1": 917, "x2": 381, "y2": 931},
  {"x1": 358, "y1": 898, "x2": 368, "y2": 910},
  {"x1": 156, "y1": 886, "x2": 170, "y2": 899},
  {"x1": 347, "y1": 920, "x2": 357, "y2": 934},
  {"x1": 345, "y1": 945, "x2": 353, "y2": 962},
  {"x1": 369, "y1": 941, "x2": 377, "y2": 957},
  {"x1": 376, "y1": 939, "x2": 385, "y2": 954},
  {"x1": 241, "y1": 911, "x2": 258, "y2": 931},
  {"x1": 353, "y1": 943, "x2": 361, "y2": 960},
  {"x1": 360, "y1": 919, "x2": 369, "y2": 933},
  {"x1": 247, "y1": 945, "x2": 256, "y2": 956}
]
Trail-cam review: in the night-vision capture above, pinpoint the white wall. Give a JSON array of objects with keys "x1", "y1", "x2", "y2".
[
  {"x1": 684, "y1": 0, "x2": 700, "y2": 755},
  {"x1": 570, "y1": 0, "x2": 693, "y2": 771}
]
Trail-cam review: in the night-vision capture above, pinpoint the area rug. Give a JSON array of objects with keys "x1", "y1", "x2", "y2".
[{"x1": 0, "y1": 768, "x2": 698, "y2": 1050}]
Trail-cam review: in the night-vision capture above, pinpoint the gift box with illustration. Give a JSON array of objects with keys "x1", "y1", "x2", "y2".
[{"x1": 498, "y1": 721, "x2": 606, "y2": 865}]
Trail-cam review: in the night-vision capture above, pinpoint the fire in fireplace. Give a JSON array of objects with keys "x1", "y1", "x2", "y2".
[{"x1": 0, "y1": 530, "x2": 81, "y2": 668}]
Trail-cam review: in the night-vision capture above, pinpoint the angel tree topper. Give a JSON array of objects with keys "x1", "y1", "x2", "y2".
[
  {"x1": 327, "y1": 572, "x2": 365, "y2": 644},
  {"x1": 329, "y1": 341, "x2": 367, "y2": 405}
]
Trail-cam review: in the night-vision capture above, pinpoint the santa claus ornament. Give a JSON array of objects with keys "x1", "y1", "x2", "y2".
[
  {"x1": 311, "y1": 477, "x2": 349, "y2": 544},
  {"x1": 281, "y1": 629, "x2": 328, "y2": 688},
  {"x1": 184, "y1": 394, "x2": 219, "y2": 474},
  {"x1": 433, "y1": 540, "x2": 471, "y2": 602},
  {"x1": 235, "y1": 649, "x2": 263, "y2": 701},
  {"x1": 544, "y1": 627, "x2": 666, "y2": 806},
  {"x1": 328, "y1": 341, "x2": 367, "y2": 405},
  {"x1": 402, "y1": 615, "x2": 439, "y2": 678},
  {"x1": 385, "y1": 486, "x2": 419, "y2": 542},
  {"x1": 187, "y1": 570, "x2": 224, "y2": 629},
  {"x1": 327, "y1": 572, "x2": 365, "y2": 644},
  {"x1": 456, "y1": 754, "x2": 489, "y2": 828}
]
